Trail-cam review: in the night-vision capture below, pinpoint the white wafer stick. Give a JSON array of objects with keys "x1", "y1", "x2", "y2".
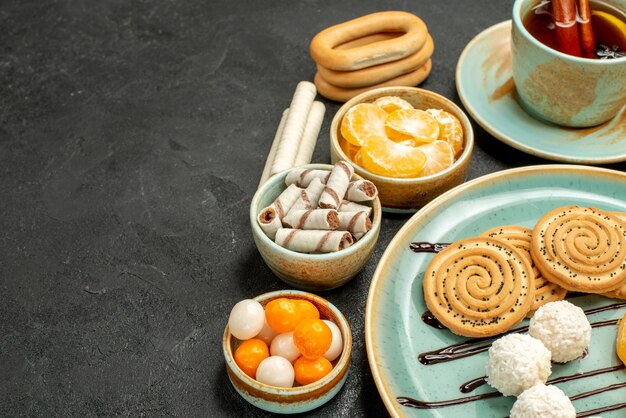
[
  {"x1": 258, "y1": 108, "x2": 290, "y2": 188},
  {"x1": 318, "y1": 161, "x2": 354, "y2": 209},
  {"x1": 275, "y1": 228, "x2": 353, "y2": 253},
  {"x1": 285, "y1": 168, "x2": 330, "y2": 187},
  {"x1": 293, "y1": 101, "x2": 325, "y2": 167},
  {"x1": 270, "y1": 82, "x2": 317, "y2": 176}
]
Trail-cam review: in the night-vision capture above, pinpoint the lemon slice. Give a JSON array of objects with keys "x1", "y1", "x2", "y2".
[{"x1": 591, "y1": 10, "x2": 626, "y2": 52}]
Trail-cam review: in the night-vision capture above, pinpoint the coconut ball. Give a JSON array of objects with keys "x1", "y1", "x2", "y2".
[
  {"x1": 485, "y1": 333, "x2": 551, "y2": 396},
  {"x1": 510, "y1": 383, "x2": 575, "y2": 418},
  {"x1": 529, "y1": 300, "x2": 591, "y2": 363}
]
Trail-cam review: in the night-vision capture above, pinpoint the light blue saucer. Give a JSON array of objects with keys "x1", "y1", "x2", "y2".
[
  {"x1": 366, "y1": 165, "x2": 626, "y2": 418},
  {"x1": 456, "y1": 21, "x2": 626, "y2": 164}
]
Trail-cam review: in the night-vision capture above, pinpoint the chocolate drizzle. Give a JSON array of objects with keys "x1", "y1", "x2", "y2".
[
  {"x1": 399, "y1": 301, "x2": 626, "y2": 411},
  {"x1": 460, "y1": 364, "x2": 625, "y2": 394},
  {"x1": 397, "y1": 365, "x2": 626, "y2": 410},
  {"x1": 419, "y1": 303, "x2": 625, "y2": 365},
  {"x1": 421, "y1": 310, "x2": 445, "y2": 329},
  {"x1": 409, "y1": 242, "x2": 449, "y2": 253}
]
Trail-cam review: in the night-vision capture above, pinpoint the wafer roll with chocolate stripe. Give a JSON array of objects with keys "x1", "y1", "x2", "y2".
[
  {"x1": 285, "y1": 169, "x2": 331, "y2": 188},
  {"x1": 283, "y1": 209, "x2": 340, "y2": 230},
  {"x1": 257, "y1": 184, "x2": 302, "y2": 239},
  {"x1": 345, "y1": 180, "x2": 377, "y2": 202},
  {"x1": 285, "y1": 178, "x2": 325, "y2": 218},
  {"x1": 337, "y1": 211, "x2": 371, "y2": 236},
  {"x1": 257, "y1": 207, "x2": 282, "y2": 240},
  {"x1": 318, "y1": 161, "x2": 354, "y2": 209},
  {"x1": 338, "y1": 200, "x2": 372, "y2": 217},
  {"x1": 275, "y1": 228, "x2": 353, "y2": 253}
]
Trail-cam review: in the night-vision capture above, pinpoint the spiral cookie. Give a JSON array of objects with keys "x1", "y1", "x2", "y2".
[
  {"x1": 423, "y1": 237, "x2": 535, "y2": 337},
  {"x1": 604, "y1": 284, "x2": 626, "y2": 300},
  {"x1": 531, "y1": 206, "x2": 626, "y2": 293},
  {"x1": 480, "y1": 225, "x2": 567, "y2": 316},
  {"x1": 610, "y1": 211, "x2": 626, "y2": 226}
]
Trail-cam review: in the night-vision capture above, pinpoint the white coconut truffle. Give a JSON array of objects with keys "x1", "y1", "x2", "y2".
[
  {"x1": 485, "y1": 333, "x2": 551, "y2": 396},
  {"x1": 529, "y1": 300, "x2": 591, "y2": 363},
  {"x1": 510, "y1": 383, "x2": 575, "y2": 418}
]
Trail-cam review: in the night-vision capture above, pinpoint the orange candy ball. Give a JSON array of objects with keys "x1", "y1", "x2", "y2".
[
  {"x1": 234, "y1": 338, "x2": 269, "y2": 379},
  {"x1": 296, "y1": 300, "x2": 320, "y2": 321},
  {"x1": 294, "y1": 356, "x2": 333, "y2": 385},
  {"x1": 293, "y1": 319, "x2": 332, "y2": 360},
  {"x1": 265, "y1": 298, "x2": 302, "y2": 333}
]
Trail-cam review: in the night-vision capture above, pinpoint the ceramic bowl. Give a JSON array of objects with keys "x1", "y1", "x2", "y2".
[
  {"x1": 250, "y1": 163, "x2": 381, "y2": 291},
  {"x1": 223, "y1": 289, "x2": 353, "y2": 414},
  {"x1": 329, "y1": 86, "x2": 474, "y2": 213}
]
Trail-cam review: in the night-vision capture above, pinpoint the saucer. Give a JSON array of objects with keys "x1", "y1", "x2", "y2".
[{"x1": 456, "y1": 20, "x2": 626, "y2": 164}]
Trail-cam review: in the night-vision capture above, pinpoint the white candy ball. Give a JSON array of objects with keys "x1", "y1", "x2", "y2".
[
  {"x1": 486, "y1": 333, "x2": 551, "y2": 396},
  {"x1": 255, "y1": 318, "x2": 278, "y2": 345},
  {"x1": 529, "y1": 300, "x2": 591, "y2": 363},
  {"x1": 228, "y1": 299, "x2": 265, "y2": 340},
  {"x1": 255, "y1": 356, "x2": 295, "y2": 388},
  {"x1": 511, "y1": 383, "x2": 575, "y2": 418},
  {"x1": 270, "y1": 332, "x2": 301, "y2": 363},
  {"x1": 322, "y1": 320, "x2": 343, "y2": 362}
]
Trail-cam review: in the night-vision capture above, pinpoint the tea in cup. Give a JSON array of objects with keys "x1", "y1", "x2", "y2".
[{"x1": 511, "y1": 0, "x2": 626, "y2": 127}]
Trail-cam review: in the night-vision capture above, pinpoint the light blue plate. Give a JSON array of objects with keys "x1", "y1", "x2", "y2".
[
  {"x1": 366, "y1": 165, "x2": 626, "y2": 417},
  {"x1": 456, "y1": 21, "x2": 626, "y2": 164}
]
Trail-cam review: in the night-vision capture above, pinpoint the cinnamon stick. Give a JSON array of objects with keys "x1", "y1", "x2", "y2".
[
  {"x1": 552, "y1": 0, "x2": 582, "y2": 57},
  {"x1": 577, "y1": 0, "x2": 596, "y2": 58}
]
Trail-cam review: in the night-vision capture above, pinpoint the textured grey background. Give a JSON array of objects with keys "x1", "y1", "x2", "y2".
[{"x1": 2, "y1": 0, "x2": 625, "y2": 417}]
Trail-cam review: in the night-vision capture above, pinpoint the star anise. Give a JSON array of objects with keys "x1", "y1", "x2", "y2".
[{"x1": 595, "y1": 44, "x2": 626, "y2": 59}]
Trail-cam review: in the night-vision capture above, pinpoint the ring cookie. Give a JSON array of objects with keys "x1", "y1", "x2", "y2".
[
  {"x1": 423, "y1": 236, "x2": 535, "y2": 338},
  {"x1": 480, "y1": 225, "x2": 567, "y2": 316},
  {"x1": 531, "y1": 206, "x2": 626, "y2": 293},
  {"x1": 310, "y1": 11, "x2": 428, "y2": 71}
]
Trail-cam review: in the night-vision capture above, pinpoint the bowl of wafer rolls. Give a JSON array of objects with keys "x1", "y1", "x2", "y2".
[{"x1": 251, "y1": 163, "x2": 381, "y2": 291}]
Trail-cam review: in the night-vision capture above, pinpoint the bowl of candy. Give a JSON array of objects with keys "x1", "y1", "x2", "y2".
[
  {"x1": 329, "y1": 86, "x2": 474, "y2": 212},
  {"x1": 223, "y1": 290, "x2": 352, "y2": 414},
  {"x1": 251, "y1": 162, "x2": 381, "y2": 291}
]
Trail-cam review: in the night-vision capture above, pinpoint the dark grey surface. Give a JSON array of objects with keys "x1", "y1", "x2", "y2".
[{"x1": 2, "y1": 0, "x2": 625, "y2": 417}]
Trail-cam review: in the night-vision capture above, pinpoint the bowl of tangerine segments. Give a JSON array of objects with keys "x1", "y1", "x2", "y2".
[
  {"x1": 330, "y1": 86, "x2": 474, "y2": 212},
  {"x1": 223, "y1": 289, "x2": 352, "y2": 414}
]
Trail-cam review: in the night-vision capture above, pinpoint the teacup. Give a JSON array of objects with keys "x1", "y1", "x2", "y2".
[{"x1": 511, "y1": 0, "x2": 626, "y2": 127}]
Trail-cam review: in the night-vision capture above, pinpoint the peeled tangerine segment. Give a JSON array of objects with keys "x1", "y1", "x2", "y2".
[
  {"x1": 372, "y1": 96, "x2": 414, "y2": 114},
  {"x1": 417, "y1": 140, "x2": 455, "y2": 177},
  {"x1": 340, "y1": 138, "x2": 361, "y2": 160},
  {"x1": 356, "y1": 135, "x2": 426, "y2": 178},
  {"x1": 618, "y1": 311, "x2": 626, "y2": 366},
  {"x1": 426, "y1": 108, "x2": 464, "y2": 157},
  {"x1": 340, "y1": 103, "x2": 387, "y2": 146},
  {"x1": 385, "y1": 109, "x2": 440, "y2": 144}
]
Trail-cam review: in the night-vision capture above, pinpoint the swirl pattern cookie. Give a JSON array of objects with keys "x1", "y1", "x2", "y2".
[
  {"x1": 531, "y1": 206, "x2": 626, "y2": 293},
  {"x1": 480, "y1": 225, "x2": 567, "y2": 316},
  {"x1": 423, "y1": 237, "x2": 535, "y2": 337}
]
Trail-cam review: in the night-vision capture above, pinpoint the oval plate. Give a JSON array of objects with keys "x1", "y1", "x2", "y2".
[
  {"x1": 456, "y1": 21, "x2": 626, "y2": 164},
  {"x1": 366, "y1": 165, "x2": 626, "y2": 418}
]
